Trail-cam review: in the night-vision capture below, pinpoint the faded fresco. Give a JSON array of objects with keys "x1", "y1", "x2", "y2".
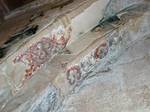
[
  {"x1": 0, "y1": 0, "x2": 150, "y2": 112},
  {"x1": 13, "y1": 26, "x2": 71, "y2": 88}
]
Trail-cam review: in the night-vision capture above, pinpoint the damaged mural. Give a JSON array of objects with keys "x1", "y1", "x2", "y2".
[
  {"x1": 13, "y1": 25, "x2": 72, "y2": 89},
  {"x1": 0, "y1": 0, "x2": 150, "y2": 112}
]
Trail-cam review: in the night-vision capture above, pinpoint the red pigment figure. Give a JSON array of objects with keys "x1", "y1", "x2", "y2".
[
  {"x1": 66, "y1": 65, "x2": 81, "y2": 85},
  {"x1": 13, "y1": 26, "x2": 72, "y2": 90},
  {"x1": 94, "y1": 41, "x2": 108, "y2": 60}
]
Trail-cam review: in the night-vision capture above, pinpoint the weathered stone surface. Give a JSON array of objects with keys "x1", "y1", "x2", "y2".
[
  {"x1": 55, "y1": 10, "x2": 150, "y2": 111},
  {"x1": 13, "y1": 84, "x2": 61, "y2": 112},
  {"x1": 0, "y1": 0, "x2": 150, "y2": 112}
]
